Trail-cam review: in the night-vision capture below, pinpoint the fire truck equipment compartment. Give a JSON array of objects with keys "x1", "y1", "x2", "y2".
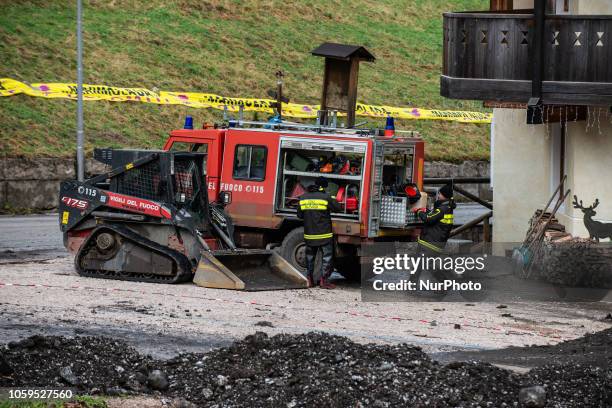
[{"x1": 277, "y1": 137, "x2": 366, "y2": 219}]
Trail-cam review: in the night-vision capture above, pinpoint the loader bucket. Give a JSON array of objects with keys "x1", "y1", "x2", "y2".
[{"x1": 193, "y1": 249, "x2": 308, "y2": 291}]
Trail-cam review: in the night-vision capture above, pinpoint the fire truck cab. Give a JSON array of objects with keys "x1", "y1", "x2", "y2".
[{"x1": 164, "y1": 122, "x2": 425, "y2": 280}]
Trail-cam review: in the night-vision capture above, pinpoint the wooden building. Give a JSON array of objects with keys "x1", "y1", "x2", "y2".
[{"x1": 441, "y1": 0, "x2": 612, "y2": 243}]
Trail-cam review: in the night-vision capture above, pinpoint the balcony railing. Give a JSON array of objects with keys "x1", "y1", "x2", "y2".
[{"x1": 441, "y1": 11, "x2": 612, "y2": 105}]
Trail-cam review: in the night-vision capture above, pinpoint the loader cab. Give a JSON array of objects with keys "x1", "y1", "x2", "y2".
[
  {"x1": 171, "y1": 152, "x2": 209, "y2": 216},
  {"x1": 169, "y1": 141, "x2": 208, "y2": 173},
  {"x1": 104, "y1": 149, "x2": 210, "y2": 222}
]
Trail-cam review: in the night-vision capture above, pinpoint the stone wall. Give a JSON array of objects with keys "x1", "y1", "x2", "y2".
[
  {"x1": 0, "y1": 158, "x2": 106, "y2": 211},
  {"x1": 0, "y1": 158, "x2": 490, "y2": 212}
]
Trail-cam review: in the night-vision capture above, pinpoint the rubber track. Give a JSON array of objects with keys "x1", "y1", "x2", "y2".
[{"x1": 75, "y1": 224, "x2": 193, "y2": 284}]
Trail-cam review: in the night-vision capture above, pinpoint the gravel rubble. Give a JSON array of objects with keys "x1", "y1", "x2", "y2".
[{"x1": 1, "y1": 331, "x2": 611, "y2": 407}]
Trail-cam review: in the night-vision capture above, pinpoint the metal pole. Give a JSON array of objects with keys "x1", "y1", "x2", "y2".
[{"x1": 76, "y1": 0, "x2": 85, "y2": 181}]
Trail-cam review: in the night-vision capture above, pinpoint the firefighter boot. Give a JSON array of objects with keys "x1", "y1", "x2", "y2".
[{"x1": 319, "y1": 277, "x2": 336, "y2": 290}]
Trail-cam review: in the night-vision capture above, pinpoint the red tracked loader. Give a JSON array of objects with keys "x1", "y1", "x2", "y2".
[{"x1": 59, "y1": 148, "x2": 306, "y2": 290}]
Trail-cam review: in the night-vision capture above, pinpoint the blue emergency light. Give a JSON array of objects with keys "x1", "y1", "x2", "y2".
[
  {"x1": 384, "y1": 116, "x2": 395, "y2": 137},
  {"x1": 385, "y1": 116, "x2": 395, "y2": 131},
  {"x1": 184, "y1": 116, "x2": 194, "y2": 130}
]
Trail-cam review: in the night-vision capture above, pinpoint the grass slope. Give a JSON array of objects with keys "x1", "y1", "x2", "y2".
[{"x1": 0, "y1": 0, "x2": 490, "y2": 162}]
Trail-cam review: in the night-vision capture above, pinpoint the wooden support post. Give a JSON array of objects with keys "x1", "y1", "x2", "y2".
[
  {"x1": 346, "y1": 58, "x2": 359, "y2": 128},
  {"x1": 527, "y1": 0, "x2": 546, "y2": 124},
  {"x1": 483, "y1": 215, "x2": 492, "y2": 242},
  {"x1": 489, "y1": 0, "x2": 513, "y2": 11},
  {"x1": 532, "y1": 0, "x2": 546, "y2": 98}
]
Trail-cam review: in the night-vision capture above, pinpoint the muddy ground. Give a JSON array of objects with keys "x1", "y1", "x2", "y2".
[{"x1": 438, "y1": 322, "x2": 612, "y2": 369}]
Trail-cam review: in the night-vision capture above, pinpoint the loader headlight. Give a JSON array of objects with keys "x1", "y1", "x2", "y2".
[{"x1": 219, "y1": 191, "x2": 232, "y2": 205}]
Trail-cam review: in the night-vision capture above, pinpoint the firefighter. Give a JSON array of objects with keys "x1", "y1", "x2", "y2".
[
  {"x1": 412, "y1": 184, "x2": 456, "y2": 286},
  {"x1": 296, "y1": 177, "x2": 341, "y2": 289},
  {"x1": 414, "y1": 183, "x2": 456, "y2": 251}
]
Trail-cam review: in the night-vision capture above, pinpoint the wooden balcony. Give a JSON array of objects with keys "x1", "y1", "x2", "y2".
[{"x1": 441, "y1": 11, "x2": 612, "y2": 105}]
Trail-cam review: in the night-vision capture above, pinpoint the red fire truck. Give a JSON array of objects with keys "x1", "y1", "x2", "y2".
[{"x1": 163, "y1": 119, "x2": 425, "y2": 280}]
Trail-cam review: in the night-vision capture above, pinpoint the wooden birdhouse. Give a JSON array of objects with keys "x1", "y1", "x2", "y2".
[{"x1": 311, "y1": 42, "x2": 375, "y2": 128}]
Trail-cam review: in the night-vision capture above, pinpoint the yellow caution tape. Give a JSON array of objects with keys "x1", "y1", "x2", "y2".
[{"x1": 0, "y1": 78, "x2": 491, "y2": 124}]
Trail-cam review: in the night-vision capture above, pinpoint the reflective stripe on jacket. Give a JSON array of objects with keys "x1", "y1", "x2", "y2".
[{"x1": 296, "y1": 187, "x2": 341, "y2": 246}]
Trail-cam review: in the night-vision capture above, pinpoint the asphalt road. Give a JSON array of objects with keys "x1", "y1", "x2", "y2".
[
  {"x1": 0, "y1": 204, "x2": 489, "y2": 258},
  {"x1": 0, "y1": 213, "x2": 67, "y2": 262}
]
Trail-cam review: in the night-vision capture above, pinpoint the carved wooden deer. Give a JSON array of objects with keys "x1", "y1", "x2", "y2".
[{"x1": 572, "y1": 196, "x2": 612, "y2": 242}]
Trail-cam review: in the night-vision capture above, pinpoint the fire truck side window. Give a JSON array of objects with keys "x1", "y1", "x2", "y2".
[{"x1": 233, "y1": 145, "x2": 267, "y2": 181}]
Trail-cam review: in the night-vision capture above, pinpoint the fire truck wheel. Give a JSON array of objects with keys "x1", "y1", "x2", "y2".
[
  {"x1": 335, "y1": 257, "x2": 361, "y2": 282},
  {"x1": 279, "y1": 227, "x2": 322, "y2": 282}
]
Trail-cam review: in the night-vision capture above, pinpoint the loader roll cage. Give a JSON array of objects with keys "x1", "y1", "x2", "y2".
[{"x1": 90, "y1": 148, "x2": 210, "y2": 219}]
